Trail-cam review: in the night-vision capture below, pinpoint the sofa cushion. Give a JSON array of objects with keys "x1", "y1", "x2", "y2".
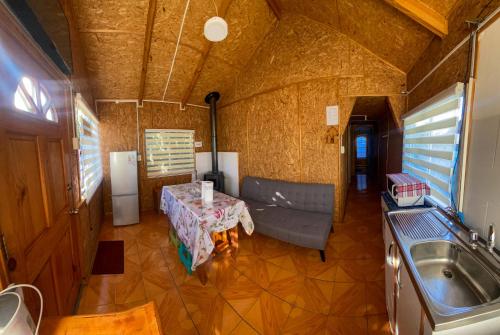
[
  {"x1": 243, "y1": 199, "x2": 331, "y2": 250},
  {"x1": 241, "y1": 176, "x2": 334, "y2": 215}
]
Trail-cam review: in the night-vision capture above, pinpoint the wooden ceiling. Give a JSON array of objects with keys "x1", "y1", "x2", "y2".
[{"x1": 72, "y1": 0, "x2": 459, "y2": 105}]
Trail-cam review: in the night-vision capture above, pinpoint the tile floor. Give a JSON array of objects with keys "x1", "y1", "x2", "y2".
[{"x1": 78, "y1": 176, "x2": 391, "y2": 334}]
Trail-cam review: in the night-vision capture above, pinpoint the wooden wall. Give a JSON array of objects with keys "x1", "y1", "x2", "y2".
[
  {"x1": 217, "y1": 14, "x2": 407, "y2": 222},
  {"x1": 99, "y1": 102, "x2": 211, "y2": 213},
  {"x1": 407, "y1": 0, "x2": 499, "y2": 109}
]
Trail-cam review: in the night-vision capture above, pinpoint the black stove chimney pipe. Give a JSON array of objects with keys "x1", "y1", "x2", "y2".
[
  {"x1": 205, "y1": 91, "x2": 220, "y2": 173},
  {"x1": 203, "y1": 92, "x2": 224, "y2": 192}
]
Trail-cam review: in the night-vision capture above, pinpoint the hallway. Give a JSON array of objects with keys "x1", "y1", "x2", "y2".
[{"x1": 77, "y1": 175, "x2": 389, "y2": 334}]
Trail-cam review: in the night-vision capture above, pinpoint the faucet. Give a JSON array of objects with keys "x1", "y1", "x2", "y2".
[
  {"x1": 488, "y1": 224, "x2": 496, "y2": 253},
  {"x1": 469, "y1": 230, "x2": 479, "y2": 249}
]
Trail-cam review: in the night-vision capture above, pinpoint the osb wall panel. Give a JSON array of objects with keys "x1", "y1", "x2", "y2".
[
  {"x1": 231, "y1": 14, "x2": 406, "y2": 103},
  {"x1": 79, "y1": 32, "x2": 145, "y2": 99},
  {"x1": 73, "y1": 0, "x2": 148, "y2": 98},
  {"x1": 298, "y1": 80, "x2": 338, "y2": 185},
  {"x1": 247, "y1": 86, "x2": 302, "y2": 182},
  {"x1": 154, "y1": 0, "x2": 228, "y2": 53},
  {"x1": 209, "y1": 0, "x2": 277, "y2": 69},
  {"x1": 408, "y1": 41, "x2": 469, "y2": 110},
  {"x1": 186, "y1": 0, "x2": 277, "y2": 105},
  {"x1": 218, "y1": 13, "x2": 407, "y2": 222},
  {"x1": 279, "y1": 0, "x2": 341, "y2": 29},
  {"x1": 73, "y1": 0, "x2": 148, "y2": 31},
  {"x1": 234, "y1": 15, "x2": 350, "y2": 99},
  {"x1": 408, "y1": 0, "x2": 500, "y2": 97},
  {"x1": 144, "y1": 42, "x2": 202, "y2": 100},
  {"x1": 336, "y1": 0, "x2": 432, "y2": 72},
  {"x1": 74, "y1": 0, "x2": 276, "y2": 103},
  {"x1": 99, "y1": 102, "x2": 211, "y2": 213},
  {"x1": 190, "y1": 57, "x2": 239, "y2": 106},
  {"x1": 279, "y1": 0, "x2": 433, "y2": 72}
]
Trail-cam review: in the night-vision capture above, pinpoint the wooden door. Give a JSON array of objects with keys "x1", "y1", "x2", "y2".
[{"x1": 0, "y1": 4, "x2": 80, "y2": 316}]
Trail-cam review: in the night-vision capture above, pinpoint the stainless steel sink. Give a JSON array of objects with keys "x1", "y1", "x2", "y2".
[{"x1": 410, "y1": 240, "x2": 500, "y2": 308}]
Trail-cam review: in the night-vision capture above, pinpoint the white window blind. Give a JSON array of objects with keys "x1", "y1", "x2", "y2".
[
  {"x1": 145, "y1": 129, "x2": 195, "y2": 178},
  {"x1": 76, "y1": 94, "x2": 103, "y2": 201},
  {"x1": 402, "y1": 83, "x2": 464, "y2": 206}
]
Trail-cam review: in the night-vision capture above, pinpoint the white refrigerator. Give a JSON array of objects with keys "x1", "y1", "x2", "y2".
[{"x1": 110, "y1": 151, "x2": 139, "y2": 226}]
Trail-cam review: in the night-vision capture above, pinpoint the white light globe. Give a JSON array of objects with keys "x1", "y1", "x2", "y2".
[{"x1": 204, "y1": 16, "x2": 228, "y2": 42}]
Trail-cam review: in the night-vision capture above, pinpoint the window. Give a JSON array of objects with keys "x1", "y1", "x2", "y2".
[
  {"x1": 402, "y1": 83, "x2": 464, "y2": 207},
  {"x1": 75, "y1": 94, "x2": 103, "y2": 201},
  {"x1": 13, "y1": 76, "x2": 58, "y2": 122},
  {"x1": 356, "y1": 135, "x2": 367, "y2": 159},
  {"x1": 145, "y1": 129, "x2": 195, "y2": 178}
]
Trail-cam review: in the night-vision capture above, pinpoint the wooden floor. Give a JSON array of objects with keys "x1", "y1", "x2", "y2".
[{"x1": 78, "y1": 176, "x2": 390, "y2": 334}]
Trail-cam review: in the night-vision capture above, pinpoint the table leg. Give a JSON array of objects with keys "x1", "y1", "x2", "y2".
[
  {"x1": 227, "y1": 226, "x2": 239, "y2": 259},
  {"x1": 196, "y1": 261, "x2": 209, "y2": 286}
]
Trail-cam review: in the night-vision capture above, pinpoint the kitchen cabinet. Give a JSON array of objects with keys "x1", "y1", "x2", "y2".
[
  {"x1": 395, "y1": 259, "x2": 422, "y2": 335},
  {"x1": 384, "y1": 215, "x2": 422, "y2": 335},
  {"x1": 384, "y1": 218, "x2": 397, "y2": 333}
]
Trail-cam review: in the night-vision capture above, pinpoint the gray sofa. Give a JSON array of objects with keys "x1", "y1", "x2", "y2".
[{"x1": 240, "y1": 176, "x2": 334, "y2": 261}]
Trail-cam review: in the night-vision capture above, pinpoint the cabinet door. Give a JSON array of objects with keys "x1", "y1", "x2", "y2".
[
  {"x1": 396, "y1": 261, "x2": 421, "y2": 335},
  {"x1": 383, "y1": 219, "x2": 396, "y2": 332}
]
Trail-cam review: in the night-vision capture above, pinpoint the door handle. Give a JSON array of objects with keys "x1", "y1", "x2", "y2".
[
  {"x1": 396, "y1": 263, "x2": 403, "y2": 290},
  {"x1": 388, "y1": 242, "x2": 394, "y2": 266}
]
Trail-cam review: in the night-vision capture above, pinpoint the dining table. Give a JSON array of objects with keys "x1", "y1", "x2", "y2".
[{"x1": 160, "y1": 182, "x2": 254, "y2": 284}]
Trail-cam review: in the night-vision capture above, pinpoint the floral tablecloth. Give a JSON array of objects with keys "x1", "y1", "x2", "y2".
[{"x1": 160, "y1": 182, "x2": 254, "y2": 270}]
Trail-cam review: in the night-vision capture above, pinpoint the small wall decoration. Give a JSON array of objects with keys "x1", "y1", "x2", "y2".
[{"x1": 326, "y1": 126, "x2": 339, "y2": 144}]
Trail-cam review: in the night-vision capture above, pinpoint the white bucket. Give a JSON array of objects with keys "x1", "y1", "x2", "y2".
[{"x1": 0, "y1": 291, "x2": 35, "y2": 335}]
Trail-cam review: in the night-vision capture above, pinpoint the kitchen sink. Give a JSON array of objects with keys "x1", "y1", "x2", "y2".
[{"x1": 410, "y1": 240, "x2": 500, "y2": 308}]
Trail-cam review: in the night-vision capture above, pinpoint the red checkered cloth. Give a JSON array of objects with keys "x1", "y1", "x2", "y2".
[{"x1": 387, "y1": 173, "x2": 430, "y2": 198}]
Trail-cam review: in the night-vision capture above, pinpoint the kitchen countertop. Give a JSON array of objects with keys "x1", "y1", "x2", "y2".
[{"x1": 385, "y1": 207, "x2": 500, "y2": 332}]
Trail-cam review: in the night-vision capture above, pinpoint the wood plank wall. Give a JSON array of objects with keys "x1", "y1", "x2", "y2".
[
  {"x1": 407, "y1": 0, "x2": 499, "y2": 109},
  {"x1": 99, "y1": 102, "x2": 211, "y2": 213},
  {"x1": 217, "y1": 14, "x2": 407, "y2": 222}
]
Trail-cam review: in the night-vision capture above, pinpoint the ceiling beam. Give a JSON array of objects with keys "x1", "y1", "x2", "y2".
[
  {"x1": 384, "y1": 0, "x2": 448, "y2": 38},
  {"x1": 180, "y1": 0, "x2": 233, "y2": 106},
  {"x1": 265, "y1": 0, "x2": 282, "y2": 20},
  {"x1": 138, "y1": 0, "x2": 157, "y2": 101}
]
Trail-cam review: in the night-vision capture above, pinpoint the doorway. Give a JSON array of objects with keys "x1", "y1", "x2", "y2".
[{"x1": 347, "y1": 97, "x2": 403, "y2": 190}]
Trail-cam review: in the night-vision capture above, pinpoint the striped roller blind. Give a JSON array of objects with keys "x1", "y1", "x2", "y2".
[
  {"x1": 402, "y1": 83, "x2": 464, "y2": 206},
  {"x1": 145, "y1": 129, "x2": 195, "y2": 178},
  {"x1": 76, "y1": 94, "x2": 103, "y2": 201}
]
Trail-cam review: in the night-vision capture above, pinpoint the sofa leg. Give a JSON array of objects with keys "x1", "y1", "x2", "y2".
[{"x1": 319, "y1": 250, "x2": 326, "y2": 262}]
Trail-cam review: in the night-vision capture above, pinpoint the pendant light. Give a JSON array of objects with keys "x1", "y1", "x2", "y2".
[{"x1": 204, "y1": 0, "x2": 228, "y2": 42}]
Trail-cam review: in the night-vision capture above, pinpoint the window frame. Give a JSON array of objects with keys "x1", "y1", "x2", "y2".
[
  {"x1": 75, "y1": 93, "x2": 103, "y2": 202},
  {"x1": 355, "y1": 135, "x2": 368, "y2": 159},
  {"x1": 144, "y1": 129, "x2": 196, "y2": 179},
  {"x1": 402, "y1": 82, "x2": 465, "y2": 208},
  {"x1": 13, "y1": 76, "x2": 59, "y2": 123}
]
